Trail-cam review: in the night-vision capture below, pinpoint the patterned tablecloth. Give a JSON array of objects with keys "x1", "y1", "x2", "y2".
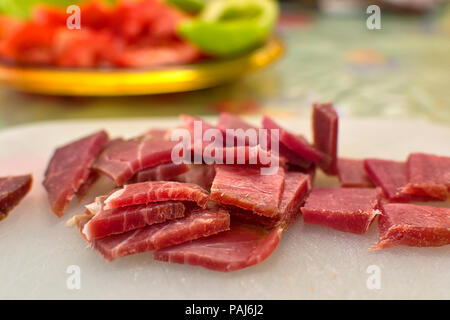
[{"x1": 0, "y1": 9, "x2": 449, "y2": 128}]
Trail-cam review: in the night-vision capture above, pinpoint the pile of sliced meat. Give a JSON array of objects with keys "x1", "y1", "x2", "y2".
[{"x1": 42, "y1": 103, "x2": 449, "y2": 272}]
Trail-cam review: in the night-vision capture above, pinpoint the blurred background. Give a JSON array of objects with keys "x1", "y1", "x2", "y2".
[{"x1": 0, "y1": 0, "x2": 449, "y2": 128}]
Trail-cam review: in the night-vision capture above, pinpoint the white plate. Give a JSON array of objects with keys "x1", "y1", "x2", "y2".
[{"x1": 0, "y1": 117, "x2": 449, "y2": 299}]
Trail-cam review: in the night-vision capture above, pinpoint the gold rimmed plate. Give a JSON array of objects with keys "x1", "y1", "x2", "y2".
[{"x1": 0, "y1": 36, "x2": 284, "y2": 96}]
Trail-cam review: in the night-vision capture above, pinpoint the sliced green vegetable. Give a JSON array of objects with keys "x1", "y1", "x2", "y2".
[
  {"x1": 178, "y1": 0, "x2": 279, "y2": 57},
  {"x1": 165, "y1": 0, "x2": 206, "y2": 15}
]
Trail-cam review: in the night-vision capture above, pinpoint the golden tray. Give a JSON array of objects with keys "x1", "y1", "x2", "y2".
[{"x1": 0, "y1": 36, "x2": 284, "y2": 96}]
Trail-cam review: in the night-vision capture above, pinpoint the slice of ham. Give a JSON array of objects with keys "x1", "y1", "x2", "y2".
[
  {"x1": 312, "y1": 102, "x2": 338, "y2": 174},
  {"x1": 89, "y1": 207, "x2": 230, "y2": 261},
  {"x1": 175, "y1": 164, "x2": 216, "y2": 190},
  {"x1": 82, "y1": 200, "x2": 186, "y2": 241},
  {"x1": 0, "y1": 175, "x2": 33, "y2": 221},
  {"x1": 403, "y1": 153, "x2": 450, "y2": 200},
  {"x1": 301, "y1": 188, "x2": 381, "y2": 234},
  {"x1": 133, "y1": 163, "x2": 189, "y2": 183},
  {"x1": 211, "y1": 165, "x2": 285, "y2": 217},
  {"x1": 154, "y1": 221, "x2": 283, "y2": 272},
  {"x1": 364, "y1": 158, "x2": 436, "y2": 202},
  {"x1": 43, "y1": 130, "x2": 109, "y2": 217},
  {"x1": 262, "y1": 116, "x2": 324, "y2": 164},
  {"x1": 338, "y1": 158, "x2": 374, "y2": 188},
  {"x1": 229, "y1": 171, "x2": 310, "y2": 229},
  {"x1": 103, "y1": 181, "x2": 209, "y2": 210},
  {"x1": 93, "y1": 130, "x2": 178, "y2": 186},
  {"x1": 371, "y1": 203, "x2": 450, "y2": 250}
]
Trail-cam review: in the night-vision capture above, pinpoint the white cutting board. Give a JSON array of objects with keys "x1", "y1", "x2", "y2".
[{"x1": 0, "y1": 117, "x2": 449, "y2": 300}]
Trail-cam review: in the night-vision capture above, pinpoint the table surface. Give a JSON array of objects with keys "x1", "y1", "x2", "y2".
[{"x1": 0, "y1": 10, "x2": 449, "y2": 129}]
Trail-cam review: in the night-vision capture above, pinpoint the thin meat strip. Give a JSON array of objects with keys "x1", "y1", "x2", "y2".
[
  {"x1": 364, "y1": 158, "x2": 437, "y2": 202},
  {"x1": 103, "y1": 181, "x2": 210, "y2": 210},
  {"x1": 0, "y1": 175, "x2": 33, "y2": 221},
  {"x1": 301, "y1": 188, "x2": 381, "y2": 234},
  {"x1": 338, "y1": 158, "x2": 374, "y2": 188},
  {"x1": 89, "y1": 207, "x2": 230, "y2": 261},
  {"x1": 81, "y1": 199, "x2": 186, "y2": 240},
  {"x1": 154, "y1": 221, "x2": 283, "y2": 272},
  {"x1": 403, "y1": 153, "x2": 450, "y2": 200},
  {"x1": 133, "y1": 163, "x2": 190, "y2": 183},
  {"x1": 210, "y1": 165, "x2": 285, "y2": 217},
  {"x1": 93, "y1": 130, "x2": 178, "y2": 186},
  {"x1": 312, "y1": 102, "x2": 338, "y2": 174},
  {"x1": 43, "y1": 130, "x2": 109, "y2": 217},
  {"x1": 371, "y1": 203, "x2": 450, "y2": 250}
]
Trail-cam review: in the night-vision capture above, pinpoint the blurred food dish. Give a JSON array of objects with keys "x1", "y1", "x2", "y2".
[{"x1": 0, "y1": 36, "x2": 283, "y2": 96}]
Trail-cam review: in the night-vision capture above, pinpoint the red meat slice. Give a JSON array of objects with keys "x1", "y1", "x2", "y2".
[
  {"x1": 75, "y1": 171, "x2": 100, "y2": 201},
  {"x1": 82, "y1": 200, "x2": 185, "y2": 241},
  {"x1": 312, "y1": 102, "x2": 338, "y2": 174},
  {"x1": 175, "y1": 164, "x2": 216, "y2": 190},
  {"x1": 338, "y1": 158, "x2": 374, "y2": 188},
  {"x1": 403, "y1": 153, "x2": 450, "y2": 200},
  {"x1": 103, "y1": 181, "x2": 209, "y2": 210},
  {"x1": 93, "y1": 130, "x2": 178, "y2": 186},
  {"x1": 43, "y1": 130, "x2": 109, "y2": 217},
  {"x1": 371, "y1": 203, "x2": 450, "y2": 250},
  {"x1": 154, "y1": 221, "x2": 283, "y2": 272},
  {"x1": 230, "y1": 171, "x2": 310, "y2": 229},
  {"x1": 217, "y1": 112, "x2": 258, "y2": 147},
  {"x1": 364, "y1": 158, "x2": 436, "y2": 202},
  {"x1": 277, "y1": 142, "x2": 312, "y2": 169},
  {"x1": 262, "y1": 116, "x2": 324, "y2": 164},
  {"x1": 0, "y1": 175, "x2": 33, "y2": 221},
  {"x1": 89, "y1": 207, "x2": 230, "y2": 261},
  {"x1": 301, "y1": 188, "x2": 381, "y2": 234},
  {"x1": 133, "y1": 163, "x2": 189, "y2": 183},
  {"x1": 210, "y1": 165, "x2": 285, "y2": 217}
]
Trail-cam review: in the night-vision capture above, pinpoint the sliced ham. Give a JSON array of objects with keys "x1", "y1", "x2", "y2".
[
  {"x1": 364, "y1": 158, "x2": 436, "y2": 202},
  {"x1": 93, "y1": 130, "x2": 178, "y2": 186},
  {"x1": 211, "y1": 165, "x2": 285, "y2": 217},
  {"x1": 312, "y1": 102, "x2": 338, "y2": 174},
  {"x1": 154, "y1": 221, "x2": 283, "y2": 272},
  {"x1": 0, "y1": 175, "x2": 33, "y2": 221},
  {"x1": 338, "y1": 158, "x2": 374, "y2": 188},
  {"x1": 82, "y1": 200, "x2": 186, "y2": 241},
  {"x1": 262, "y1": 116, "x2": 324, "y2": 164},
  {"x1": 103, "y1": 181, "x2": 209, "y2": 210},
  {"x1": 372, "y1": 203, "x2": 450, "y2": 250},
  {"x1": 133, "y1": 163, "x2": 189, "y2": 183},
  {"x1": 43, "y1": 130, "x2": 109, "y2": 217},
  {"x1": 301, "y1": 188, "x2": 381, "y2": 234},
  {"x1": 403, "y1": 153, "x2": 450, "y2": 200},
  {"x1": 230, "y1": 171, "x2": 310, "y2": 229},
  {"x1": 89, "y1": 207, "x2": 230, "y2": 261}
]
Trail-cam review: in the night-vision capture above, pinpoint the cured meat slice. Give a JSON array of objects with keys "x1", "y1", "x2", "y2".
[
  {"x1": 154, "y1": 221, "x2": 283, "y2": 272},
  {"x1": 338, "y1": 158, "x2": 374, "y2": 188},
  {"x1": 277, "y1": 143, "x2": 312, "y2": 169},
  {"x1": 262, "y1": 116, "x2": 324, "y2": 164},
  {"x1": 93, "y1": 130, "x2": 178, "y2": 186},
  {"x1": 82, "y1": 200, "x2": 186, "y2": 241},
  {"x1": 43, "y1": 130, "x2": 109, "y2": 217},
  {"x1": 312, "y1": 103, "x2": 338, "y2": 174},
  {"x1": 175, "y1": 164, "x2": 216, "y2": 190},
  {"x1": 230, "y1": 171, "x2": 310, "y2": 229},
  {"x1": 103, "y1": 181, "x2": 209, "y2": 210},
  {"x1": 372, "y1": 203, "x2": 450, "y2": 250},
  {"x1": 211, "y1": 165, "x2": 285, "y2": 217},
  {"x1": 301, "y1": 188, "x2": 381, "y2": 234},
  {"x1": 75, "y1": 171, "x2": 100, "y2": 201},
  {"x1": 217, "y1": 112, "x2": 258, "y2": 147},
  {"x1": 133, "y1": 163, "x2": 189, "y2": 183},
  {"x1": 364, "y1": 158, "x2": 435, "y2": 202},
  {"x1": 0, "y1": 175, "x2": 33, "y2": 221},
  {"x1": 89, "y1": 207, "x2": 230, "y2": 262},
  {"x1": 403, "y1": 153, "x2": 450, "y2": 200}
]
